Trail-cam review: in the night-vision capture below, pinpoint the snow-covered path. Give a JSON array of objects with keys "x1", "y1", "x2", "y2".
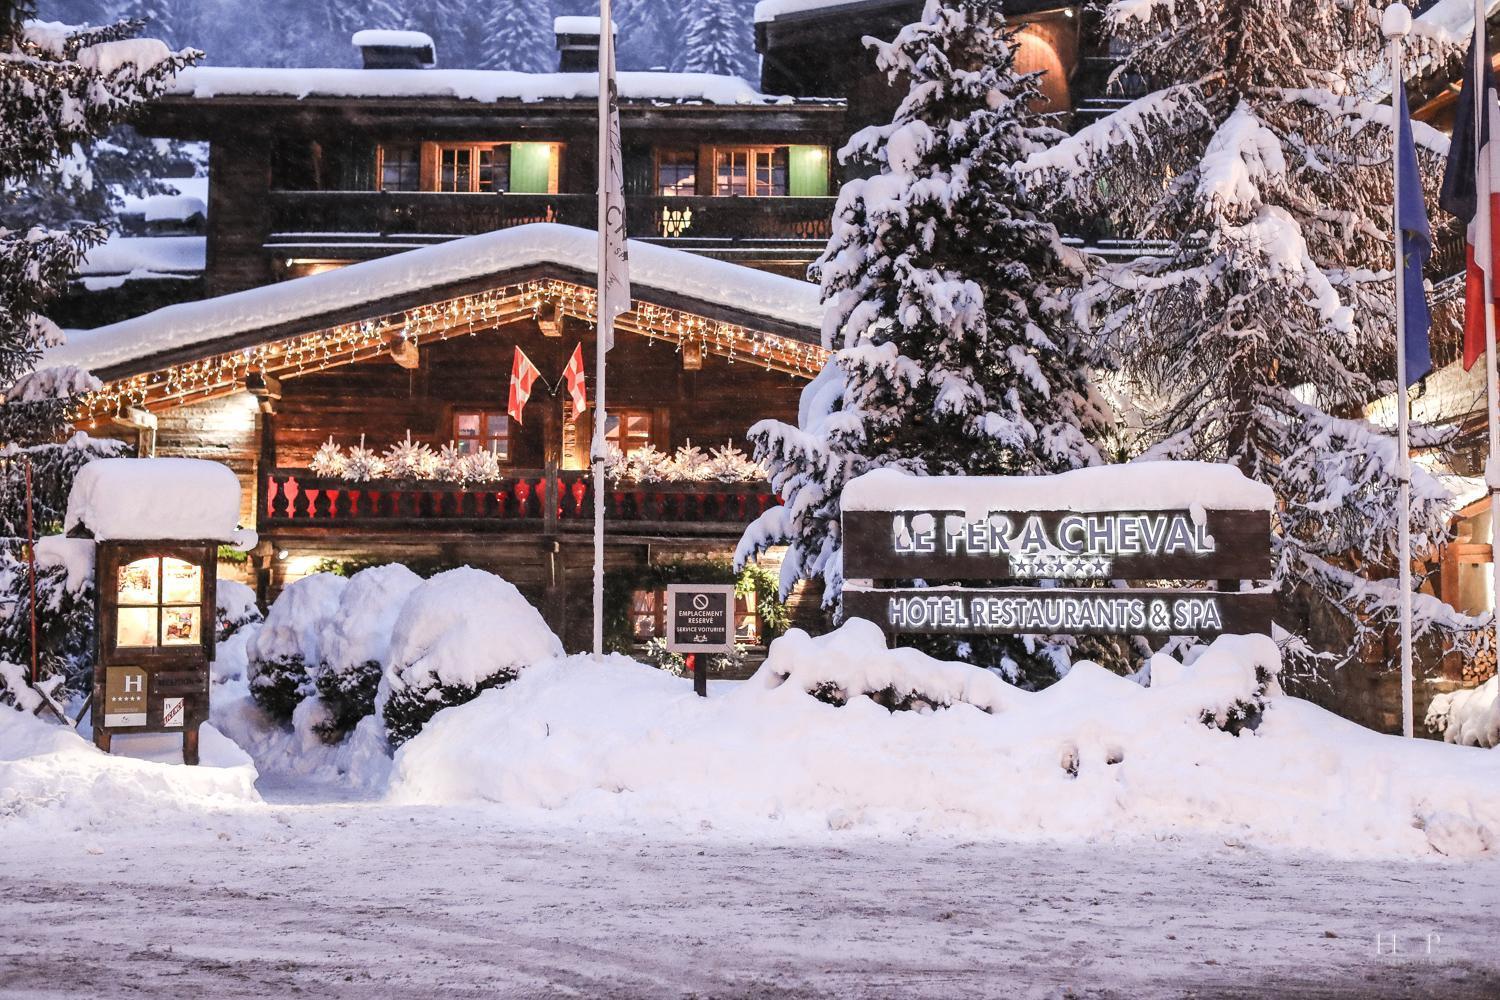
[{"x1": 3, "y1": 801, "x2": 1498, "y2": 999}]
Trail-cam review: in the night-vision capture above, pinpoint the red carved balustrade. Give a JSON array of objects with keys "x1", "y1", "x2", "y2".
[{"x1": 262, "y1": 469, "x2": 778, "y2": 533}]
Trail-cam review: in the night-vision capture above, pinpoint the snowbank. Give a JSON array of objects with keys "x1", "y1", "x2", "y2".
[
  {"x1": 841, "y1": 461, "x2": 1275, "y2": 514},
  {"x1": 1428, "y1": 676, "x2": 1500, "y2": 748},
  {"x1": 64, "y1": 457, "x2": 252, "y2": 545},
  {"x1": 51, "y1": 224, "x2": 820, "y2": 375},
  {"x1": 389, "y1": 623, "x2": 1500, "y2": 857},
  {"x1": 0, "y1": 710, "x2": 259, "y2": 822},
  {"x1": 210, "y1": 677, "x2": 391, "y2": 792}
]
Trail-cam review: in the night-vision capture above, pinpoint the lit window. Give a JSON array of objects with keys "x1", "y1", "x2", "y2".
[
  {"x1": 657, "y1": 147, "x2": 697, "y2": 196},
  {"x1": 116, "y1": 556, "x2": 203, "y2": 649},
  {"x1": 606, "y1": 410, "x2": 654, "y2": 455},
  {"x1": 714, "y1": 147, "x2": 788, "y2": 197},
  {"x1": 631, "y1": 590, "x2": 662, "y2": 640},
  {"x1": 454, "y1": 410, "x2": 511, "y2": 461}
]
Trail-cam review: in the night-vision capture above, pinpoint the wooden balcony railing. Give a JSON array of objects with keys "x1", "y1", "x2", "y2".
[
  {"x1": 267, "y1": 191, "x2": 835, "y2": 243},
  {"x1": 261, "y1": 469, "x2": 779, "y2": 535}
]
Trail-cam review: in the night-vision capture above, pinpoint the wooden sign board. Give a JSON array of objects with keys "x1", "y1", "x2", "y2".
[
  {"x1": 842, "y1": 587, "x2": 1276, "y2": 639},
  {"x1": 842, "y1": 508, "x2": 1271, "y2": 582},
  {"x1": 92, "y1": 540, "x2": 218, "y2": 766},
  {"x1": 665, "y1": 584, "x2": 736, "y2": 654}
]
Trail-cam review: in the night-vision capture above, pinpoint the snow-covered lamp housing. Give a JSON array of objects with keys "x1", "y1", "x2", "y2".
[
  {"x1": 352, "y1": 29, "x2": 436, "y2": 70},
  {"x1": 554, "y1": 17, "x2": 617, "y2": 72},
  {"x1": 69, "y1": 458, "x2": 255, "y2": 766}
]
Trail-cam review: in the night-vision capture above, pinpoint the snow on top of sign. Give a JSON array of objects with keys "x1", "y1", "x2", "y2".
[
  {"x1": 351, "y1": 29, "x2": 434, "y2": 49},
  {"x1": 64, "y1": 457, "x2": 253, "y2": 544},
  {"x1": 754, "y1": 0, "x2": 869, "y2": 23},
  {"x1": 841, "y1": 462, "x2": 1275, "y2": 517},
  {"x1": 51, "y1": 224, "x2": 820, "y2": 374},
  {"x1": 553, "y1": 16, "x2": 616, "y2": 34},
  {"x1": 166, "y1": 66, "x2": 783, "y2": 106}
]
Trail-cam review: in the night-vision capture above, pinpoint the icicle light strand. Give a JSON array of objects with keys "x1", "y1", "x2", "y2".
[{"x1": 70, "y1": 280, "x2": 829, "y2": 421}]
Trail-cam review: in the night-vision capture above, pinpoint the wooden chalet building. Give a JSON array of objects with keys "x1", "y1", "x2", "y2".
[{"x1": 52, "y1": 225, "x2": 826, "y2": 651}]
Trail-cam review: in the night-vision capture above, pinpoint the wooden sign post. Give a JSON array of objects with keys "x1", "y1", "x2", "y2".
[
  {"x1": 840, "y1": 466, "x2": 1275, "y2": 641},
  {"x1": 666, "y1": 584, "x2": 736, "y2": 697},
  {"x1": 92, "y1": 540, "x2": 218, "y2": 765}
]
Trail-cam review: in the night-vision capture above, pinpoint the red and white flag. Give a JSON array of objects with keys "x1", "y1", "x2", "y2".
[
  {"x1": 563, "y1": 342, "x2": 587, "y2": 414},
  {"x1": 508, "y1": 347, "x2": 541, "y2": 424},
  {"x1": 1439, "y1": 21, "x2": 1500, "y2": 370}
]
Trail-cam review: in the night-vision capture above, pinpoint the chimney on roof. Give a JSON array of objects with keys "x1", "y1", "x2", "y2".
[
  {"x1": 352, "y1": 29, "x2": 437, "y2": 70},
  {"x1": 554, "y1": 16, "x2": 617, "y2": 72}
]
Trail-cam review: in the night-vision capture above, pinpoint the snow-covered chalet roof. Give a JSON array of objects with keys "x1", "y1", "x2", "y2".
[
  {"x1": 50, "y1": 223, "x2": 823, "y2": 377},
  {"x1": 165, "y1": 66, "x2": 811, "y2": 107}
]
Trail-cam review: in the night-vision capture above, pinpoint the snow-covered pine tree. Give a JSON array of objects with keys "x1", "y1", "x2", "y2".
[
  {"x1": 479, "y1": 0, "x2": 555, "y2": 72},
  {"x1": 1023, "y1": 0, "x2": 1479, "y2": 672},
  {"x1": 613, "y1": 0, "x2": 682, "y2": 71},
  {"x1": 0, "y1": 7, "x2": 193, "y2": 709},
  {"x1": 676, "y1": 0, "x2": 749, "y2": 78},
  {"x1": 739, "y1": 0, "x2": 1111, "y2": 684},
  {"x1": 1, "y1": 7, "x2": 195, "y2": 403}
]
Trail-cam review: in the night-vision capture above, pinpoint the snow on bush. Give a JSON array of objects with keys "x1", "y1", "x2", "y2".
[
  {"x1": 0, "y1": 537, "x2": 98, "y2": 709},
  {"x1": 1427, "y1": 676, "x2": 1500, "y2": 749},
  {"x1": 215, "y1": 578, "x2": 262, "y2": 642},
  {"x1": 246, "y1": 573, "x2": 347, "y2": 722},
  {"x1": 388, "y1": 624, "x2": 1499, "y2": 857},
  {"x1": 314, "y1": 564, "x2": 422, "y2": 743},
  {"x1": 381, "y1": 567, "x2": 562, "y2": 747},
  {"x1": 757, "y1": 618, "x2": 1025, "y2": 714},
  {"x1": 0, "y1": 709, "x2": 258, "y2": 822}
]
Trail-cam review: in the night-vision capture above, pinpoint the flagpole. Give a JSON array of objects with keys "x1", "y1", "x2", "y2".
[
  {"x1": 592, "y1": 0, "x2": 613, "y2": 658},
  {"x1": 1474, "y1": 1, "x2": 1500, "y2": 682},
  {"x1": 1386, "y1": 5, "x2": 1416, "y2": 739}
]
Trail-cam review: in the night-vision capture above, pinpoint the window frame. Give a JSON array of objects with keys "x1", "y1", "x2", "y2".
[
  {"x1": 713, "y1": 145, "x2": 789, "y2": 197},
  {"x1": 377, "y1": 144, "x2": 422, "y2": 192},
  {"x1": 606, "y1": 409, "x2": 655, "y2": 456},
  {"x1": 656, "y1": 146, "x2": 698, "y2": 197},
  {"x1": 452, "y1": 408, "x2": 513, "y2": 461}
]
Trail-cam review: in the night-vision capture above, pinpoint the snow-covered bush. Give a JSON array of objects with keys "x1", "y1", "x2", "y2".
[
  {"x1": 1427, "y1": 677, "x2": 1499, "y2": 749},
  {"x1": 246, "y1": 573, "x2": 347, "y2": 723},
  {"x1": 381, "y1": 567, "x2": 562, "y2": 746},
  {"x1": 313, "y1": 563, "x2": 421, "y2": 743},
  {"x1": 0, "y1": 536, "x2": 96, "y2": 710},
  {"x1": 756, "y1": 618, "x2": 1025, "y2": 715},
  {"x1": 215, "y1": 578, "x2": 262, "y2": 642}
]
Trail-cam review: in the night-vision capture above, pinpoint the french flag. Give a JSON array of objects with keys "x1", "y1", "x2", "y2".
[{"x1": 1439, "y1": 32, "x2": 1500, "y2": 371}]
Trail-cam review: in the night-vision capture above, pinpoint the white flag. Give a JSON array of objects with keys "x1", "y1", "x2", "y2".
[{"x1": 599, "y1": 16, "x2": 631, "y2": 352}]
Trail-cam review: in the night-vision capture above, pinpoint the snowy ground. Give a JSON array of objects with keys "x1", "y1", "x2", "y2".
[{"x1": 3, "y1": 799, "x2": 1499, "y2": 999}]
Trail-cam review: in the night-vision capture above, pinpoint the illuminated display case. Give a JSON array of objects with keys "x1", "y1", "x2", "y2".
[{"x1": 92, "y1": 540, "x2": 219, "y2": 765}]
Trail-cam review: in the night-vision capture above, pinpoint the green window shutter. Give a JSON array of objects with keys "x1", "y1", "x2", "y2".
[
  {"x1": 510, "y1": 143, "x2": 554, "y2": 193},
  {"x1": 788, "y1": 145, "x2": 829, "y2": 197}
]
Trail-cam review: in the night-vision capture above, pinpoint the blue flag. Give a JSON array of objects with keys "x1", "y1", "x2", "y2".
[{"x1": 1397, "y1": 77, "x2": 1433, "y2": 386}]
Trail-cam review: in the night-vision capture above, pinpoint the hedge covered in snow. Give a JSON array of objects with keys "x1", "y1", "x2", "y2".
[
  {"x1": 1427, "y1": 677, "x2": 1500, "y2": 749},
  {"x1": 246, "y1": 573, "x2": 346, "y2": 722},
  {"x1": 314, "y1": 564, "x2": 421, "y2": 742},
  {"x1": 381, "y1": 567, "x2": 562, "y2": 746}
]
